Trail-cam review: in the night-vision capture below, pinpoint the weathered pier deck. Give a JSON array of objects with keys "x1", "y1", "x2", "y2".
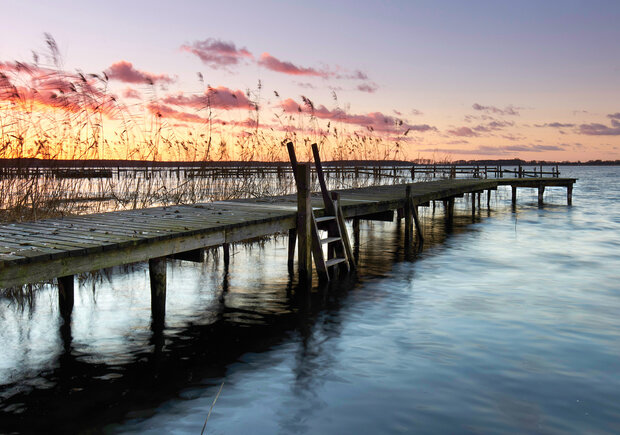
[{"x1": 0, "y1": 175, "x2": 576, "y2": 320}]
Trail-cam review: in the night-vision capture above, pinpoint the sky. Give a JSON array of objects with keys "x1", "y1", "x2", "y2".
[{"x1": 1, "y1": 0, "x2": 619, "y2": 161}]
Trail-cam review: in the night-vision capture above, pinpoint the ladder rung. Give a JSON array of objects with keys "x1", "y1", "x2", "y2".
[
  {"x1": 315, "y1": 216, "x2": 336, "y2": 223},
  {"x1": 325, "y1": 258, "x2": 347, "y2": 267},
  {"x1": 321, "y1": 236, "x2": 341, "y2": 244}
]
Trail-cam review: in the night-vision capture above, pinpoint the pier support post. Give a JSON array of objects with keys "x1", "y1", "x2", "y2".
[
  {"x1": 412, "y1": 204, "x2": 424, "y2": 244},
  {"x1": 58, "y1": 275, "x2": 74, "y2": 319},
  {"x1": 223, "y1": 243, "x2": 230, "y2": 269},
  {"x1": 487, "y1": 189, "x2": 492, "y2": 208},
  {"x1": 297, "y1": 164, "x2": 312, "y2": 284},
  {"x1": 512, "y1": 186, "x2": 517, "y2": 205},
  {"x1": 538, "y1": 185, "x2": 545, "y2": 206},
  {"x1": 443, "y1": 198, "x2": 454, "y2": 223},
  {"x1": 287, "y1": 228, "x2": 297, "y2": 272},
  {"x1": 404, "y1": 185, "x2": 413, "y2": 246},
  {"x1": 567, "y1": 185, "x2": 573, "y2": 206},
  {"x1": 149, "y1": 257, "x2": 167, "y2": 324},
  {"x1": 471, "y1": 192, "x2": 476, "y2": 215}
]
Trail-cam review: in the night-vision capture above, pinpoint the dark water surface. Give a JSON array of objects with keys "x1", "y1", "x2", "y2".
[{"x1": 1, "y1": 167, "x2": 619, "y2": 434}]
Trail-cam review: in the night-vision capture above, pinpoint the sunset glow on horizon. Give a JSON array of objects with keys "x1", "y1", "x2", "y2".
[{"x1": 1, "y1": 0, "x2": 619, "y2": 162}]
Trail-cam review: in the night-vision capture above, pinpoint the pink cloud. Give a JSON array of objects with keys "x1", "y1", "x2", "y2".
[
  {"x1": 147, "y1": 102, "x2": 258, "y2": 128},
  {"x1": 122, "y1": 87, "x2": 141, "y2": 99},
  {"x1": 106, "y1": 61, "x2": 174, "y2": 85},
  {"x1": 0, "y1": 61, "x2": 118, "y2": 117},
  {"x1": 181, "y1": 38, "x2": 253, "y2": 69},
  {"x1": 278, "y1": 98, "x2": 436, "y2": 134},
  {"x1": 258, "y1": 53, "x2": 329, "y2": 78},
  {"x1": 162, "y1": 86, "x2": 253, "y2": 110}
]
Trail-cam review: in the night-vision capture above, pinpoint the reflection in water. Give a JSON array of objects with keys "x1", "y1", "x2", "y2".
[{"x1": 1, "y1": 167, "x2": 619, "y2": 434}]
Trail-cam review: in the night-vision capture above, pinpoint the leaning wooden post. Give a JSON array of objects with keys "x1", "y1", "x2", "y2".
[
  {"x1": 58, "y1": 275, "x2": 74, "y2": 319},
  {"x1": 567, "y1": 184, "x2": 573, "y2": 206},
  {"x1": 538, "y1": 185, "x2": 545, "y2": 206},
  {"x1": 297, "y1": 163, "x2": 312, "y2": 284},
  {"x1": 149, "y1": 257, "x2": 167, "y2": 323},
  {"x1": 404, "y1": 185, "x2": 413, "y2": 247}
]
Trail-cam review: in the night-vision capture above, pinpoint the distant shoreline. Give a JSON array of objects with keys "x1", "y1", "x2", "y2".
[{"x1": 0, "y1": 158, "x2": 618, "y2": 169}]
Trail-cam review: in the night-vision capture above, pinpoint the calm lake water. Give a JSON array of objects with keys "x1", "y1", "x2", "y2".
[{"x1": 1, "y1": 166, "x2": 619, "y2": 434}]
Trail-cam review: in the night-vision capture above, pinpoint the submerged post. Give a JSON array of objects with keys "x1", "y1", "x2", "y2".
[
  {"x1": 412, "y1": 204, "x2": 424, "y2": 244},
  {"x1": 538, "y1": 185, "x2": 545, "y2": 206},
  {"x1": 404, "y1": 185, "x2": 413, "y2": 246},
  {"x1": 567, "y1": 184, "x2": 573, "y2": 206},
  {"x1": 471, "y1": 192, "x2": 476, "y2": 215},
  {"x1": 443, "y1": 198, "x2": 455, "y2": 223},
  {"x1": 287, "y1": 228, "x2": 297, "y2": 272},
  {"x1": 487, "y1": 189, "x2": 492, "y2": 208},
  {"x1": 512, "y1": 185, "x2": 517, "y2": 205},
  {"x1": 297, "y1": 163, "x2": 312, "y2": 284},
  {"x1": 149, "y1": 257, "x2": 167, "y2": 323},
  {"x1": 223, "y1": 243, "x2": 230, "y2": 269},
  {"x1": 58, "y1": 275, "x2": 74, "y2": 319}
]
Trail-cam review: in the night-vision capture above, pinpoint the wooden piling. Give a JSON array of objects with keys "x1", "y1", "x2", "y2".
[
  {"x1": 58, "y1": 275, "x2": 74, "y2": 319},
  {"x1": 444, "y1": 198, "x2": 455, "y2": 223},
  {"x1": 567, "y1": 185, "x2": 573, "y2": 206},
  {"x1": 223, "y1": 243, "x2": 230, "y2": 268},
  {"x1": 296, "y1": 164, "x2": 312, "y2": 284},
  {"x1": 412, "y1": 204, "x2": 424, "y2": 243},
  {"x1": 149, "y1": 257, "x2": 167, "y2": 323},
  {"x1": 538, "y1": 185, "x2": 545, "y2": 206},
  {"x1": 287, "y1": 228, "x2": 297, "y2": 272},
  {"x1": 487, "y1": 189, "x2": 492, "y2": 208},
  {"x1": 404, "y1": 185, "x2": 413, "y2": 246},
  {"x1": 512, "y1": 185, "x2": 517, "y2": 205},
  {"x1": 471, "y1": 192, "x2": 476, "y2": 215}
]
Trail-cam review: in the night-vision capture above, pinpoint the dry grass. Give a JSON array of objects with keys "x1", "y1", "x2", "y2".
[{"x1": 0, "y1": 35, "x2": 445, "y2": 223}]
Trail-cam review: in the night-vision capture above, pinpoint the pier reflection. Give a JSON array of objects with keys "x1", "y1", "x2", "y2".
[{"x1": 0, "y1": 204, "x2": 493, "y2": 433}]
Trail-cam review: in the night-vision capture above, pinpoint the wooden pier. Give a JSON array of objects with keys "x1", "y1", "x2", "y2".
[{"x1": 0, "y1": 172, "x2": 576, "y2": 322}]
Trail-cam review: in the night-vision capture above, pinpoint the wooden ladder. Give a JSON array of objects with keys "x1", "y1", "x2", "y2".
[{"x1": 288, "y1": 143, "x2": 355, "y2": 282}]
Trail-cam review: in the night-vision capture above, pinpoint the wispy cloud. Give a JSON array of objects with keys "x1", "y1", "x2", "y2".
[
  {"x1": 258, "y1": 53, "x2": 329, "y2": 77},
  {"x1": 106, "y1": 61, "x2": 174, "y2": 85},
  {"x1": 535, "y1": 122, "x2": 575, "y2": 128},
  {"x1": 473, "y1": 120, "x2": 514, "y2": 132},
  {"x1": 162, "y1": 86, "x2": 253, "y2": 110},
  {"x1": 181, "y1": 38, "x2": 253, "y2": 69},
  {"x1": 357, "y1": 82, "x2": 378, "y2": 93},
  {"x1": 419, "y1": 144, "x2": 566, "y2": 156},
  {"x1": 447, "y1": 126, "x2": 479, "y2": 137},
  {"x1": 578, "y1": 113, "x2": 620, "y2": 135},
  {"x1": 279, "y1": 98, "x2": 435, "y2": 134},
  {"x1": 472, "y1": 103, "x2": 520, "y2": 116}
]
